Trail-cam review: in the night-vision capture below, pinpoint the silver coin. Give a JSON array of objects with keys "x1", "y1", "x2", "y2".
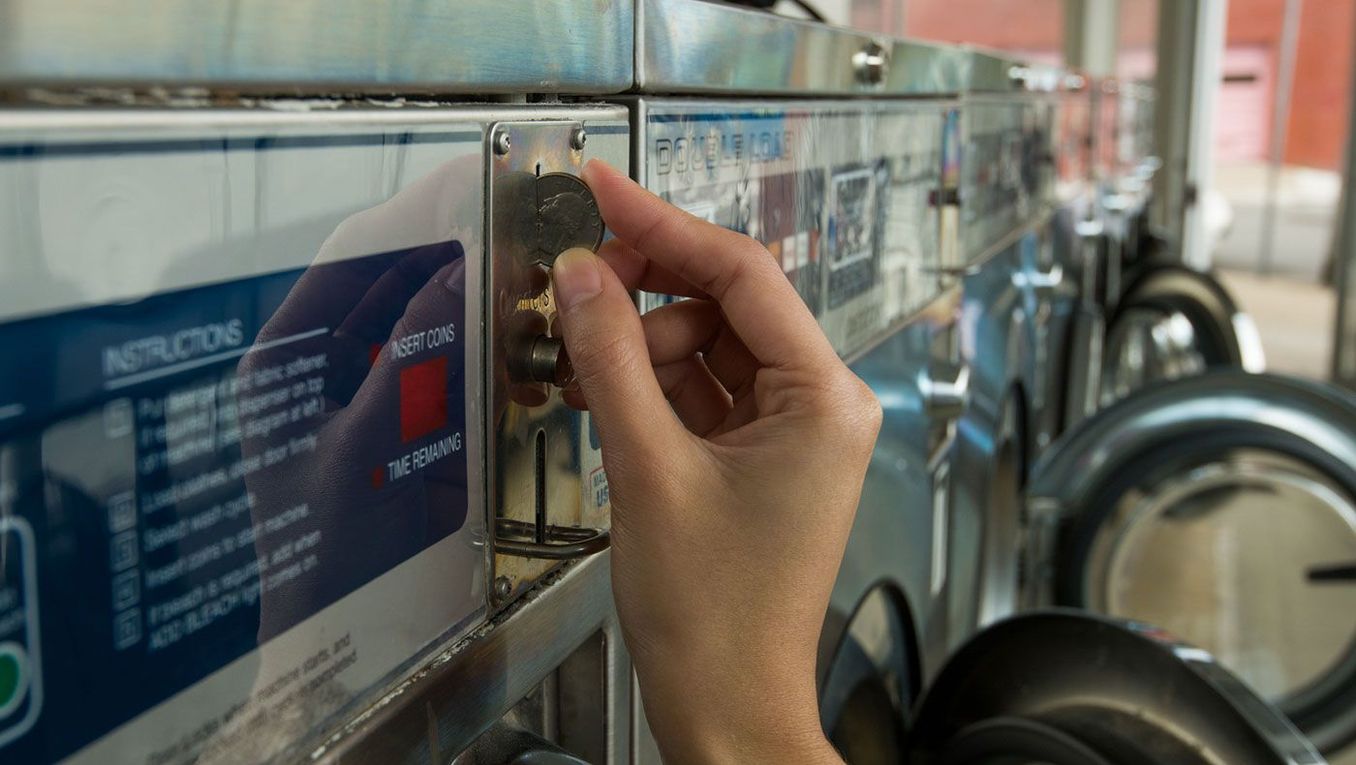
[{"x1": 536, "y1": 172, "x2": 604, "y2": 265}]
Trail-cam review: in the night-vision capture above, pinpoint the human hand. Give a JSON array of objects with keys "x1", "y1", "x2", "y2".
[{"x1": 551, "y1": 160, "x2": 881, "y2": 763}]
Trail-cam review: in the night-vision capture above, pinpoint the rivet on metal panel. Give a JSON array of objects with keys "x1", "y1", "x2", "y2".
[
  {"x1": 493, "y1": 576, "x2": 513, "y2": 602},
  {"x1": 570, "y1": 126, "x2": 587, "y2": 151},
  {"x1": 852, "y1": 42, "x2": 889, "y2": 86},
  {"x1": 493, "y1": 129, "x2": 512, "y2": 156}
]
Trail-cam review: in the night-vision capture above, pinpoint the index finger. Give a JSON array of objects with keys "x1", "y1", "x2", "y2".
[{"x1": 581, "y1": 160, "x2": 836, "y2": 369}]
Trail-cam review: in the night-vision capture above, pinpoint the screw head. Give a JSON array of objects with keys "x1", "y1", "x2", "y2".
[
  {"x1": 493, "y1": 576, "x2": 512, "y2": 601},
  {"x1": 569, "y1": 126, "x2": 587, "y2": 151},
  {"x1": 493, "y1": 130, "x2": 511, "y2": 156}
]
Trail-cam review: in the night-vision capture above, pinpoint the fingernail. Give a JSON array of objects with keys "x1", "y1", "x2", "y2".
[{"x1": 552, "y1": 248, "x2": 603, "y2": 312}]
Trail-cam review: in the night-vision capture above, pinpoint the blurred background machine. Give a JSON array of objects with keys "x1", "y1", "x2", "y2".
[{"x1": 0, "y1": 0, "x2": 1354, "y2": 763}]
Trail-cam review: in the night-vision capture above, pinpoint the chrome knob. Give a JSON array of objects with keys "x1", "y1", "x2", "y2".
[
  {"x1": 507, "y1": 333, "x2": 573, "y2": 388},
  {"x1": 516, "y1": 335, "x2": 573, "y2": 388},
  {"x1": 1075, "y1": 219, "x2": 1105, "y2": 241},
  {"x1": 530, "y1": 336, "x2": 572, "y2": 387},
  {"x1": 919, "y1": 362, "x2": 970, "y2": 421}
]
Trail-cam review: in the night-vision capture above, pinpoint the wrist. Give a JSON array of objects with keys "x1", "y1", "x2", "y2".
[
  {"x1": 656, "y1": 705, "x2": 839, "y2": 764},
  {"x1": 638, "y1": 666, "x2": 839, "y2": 764}
]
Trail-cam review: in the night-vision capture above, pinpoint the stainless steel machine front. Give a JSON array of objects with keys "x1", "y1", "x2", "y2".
[{"x1": 635, "y1": 98, "x2": 949, "y2": 360}]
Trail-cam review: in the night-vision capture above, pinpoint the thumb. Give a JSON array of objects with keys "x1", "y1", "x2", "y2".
[{"x1": 552, "y1": 248, "x2": 684, "y2": 456}]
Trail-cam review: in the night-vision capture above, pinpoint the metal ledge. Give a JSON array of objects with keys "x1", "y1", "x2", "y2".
[
  {"x1": 314, "y1": 553, "x2": 626, "y2": 763},
  {"x1": 637, "y1": 0, "x2": 970, "y2": 96},
  {"x1": 0, "y1": 0, "x2": 634, "y2": 94}
]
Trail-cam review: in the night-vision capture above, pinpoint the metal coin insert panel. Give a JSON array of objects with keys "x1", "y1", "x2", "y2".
[{"x1": 487, "y1": 120, "x2": 615, "y2": 607}]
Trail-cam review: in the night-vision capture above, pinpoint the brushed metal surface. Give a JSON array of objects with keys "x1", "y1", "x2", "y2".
[
  {"x1": 486, "y1": 119, "x2": 620, "y2": 604},
  {"x1": 836, "y1": 289, "x2": 962, "y2": 684},
  {"x1": 636, "y1": 0, "x2": 968, "y2": 95},
  {"x1": 314, "y1": 555, "x2": 631, "y2": 763},
  {"x1": 0, "y1": 0, "x2": 633, "y2": 93}
]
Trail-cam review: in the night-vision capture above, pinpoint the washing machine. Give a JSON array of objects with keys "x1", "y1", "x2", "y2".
[
  {"x1": 0, "y1": 99, "x2": 637, "y2": 763},
  {"x1": 0, "y1": 1, "x2": 637, "y2": 758},
  {"x1": 1078, "y1": 79, "x2": 1264, "y2": 415},
  {"x1": 943, "y1": 77, "x2": 1070, "y2": 645},
  {"x1": 1020, "y1": 370, "x2": 1356, "y2": 757},
  {"x1": 1021, "y1": 72, "x2": 1356, "y2": 760}
]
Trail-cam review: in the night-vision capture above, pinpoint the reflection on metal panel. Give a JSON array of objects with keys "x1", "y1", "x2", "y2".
[
  {"x1": 637, "y1": 0, "x2": 968, "y2": 96},
  {"x1": 637, "y1": 99, "x2": 946, "y2": 360},
  {"x1": 0, "y1": 0, "x2": 633, "y2": 93},
  {"x1": 959, "y1": 97, "x2": 1057, "y2": 263}
]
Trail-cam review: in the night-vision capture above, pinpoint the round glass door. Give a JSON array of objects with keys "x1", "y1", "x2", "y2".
[
  {"x1": 819, "y1": 586, "x2": 916, "y2": 765},
  {"x1": 1084, "y1": 451, "x2": 1356, "y2": 735},
  {"x1": 1040, "y1": 372, "x2": 1356, "y2": 753},
  {"x1": 1100, "y1": 308, "x2": 1206, "y2": 406},
  {"x1": 1094, "y1": 453, "x2": 1356, "y2": 695}
]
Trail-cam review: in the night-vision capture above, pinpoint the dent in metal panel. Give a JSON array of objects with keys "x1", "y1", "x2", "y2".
[{"x1": 0, "y1": 0, "x2": 633, "y2": 93}]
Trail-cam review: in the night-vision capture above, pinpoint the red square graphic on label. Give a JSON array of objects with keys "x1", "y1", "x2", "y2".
[{"x1": 399, "y1": 356, "x2": 448, "y2": 443}]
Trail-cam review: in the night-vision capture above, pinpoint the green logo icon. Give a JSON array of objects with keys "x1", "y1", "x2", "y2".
[{"x1": 0, "y1": 642, "x2": 28, "y2": 718}]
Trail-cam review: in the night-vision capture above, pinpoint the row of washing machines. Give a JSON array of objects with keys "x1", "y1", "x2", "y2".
[{"x1": 0, "y1": 1, "x2": 1354, "y2": 763}]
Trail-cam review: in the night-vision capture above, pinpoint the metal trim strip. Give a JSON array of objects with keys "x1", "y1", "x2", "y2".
[
  {"x1": 0, "y1": 0, "x2": 634, "y2": 94},
  {"x1": 637, "y1": 0, "x2": 969, "y2": 96},
  {"x1": 312, "y1": 555, "x2": 623, "y2": 763}
]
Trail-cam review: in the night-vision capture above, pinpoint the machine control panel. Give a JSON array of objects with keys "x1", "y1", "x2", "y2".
[
  {"x1": 639, "y1": 100, "x2": 948, "y2": 361},
  {"x1": 0, "y1": 107, "x2": 626, "y2": 765}
]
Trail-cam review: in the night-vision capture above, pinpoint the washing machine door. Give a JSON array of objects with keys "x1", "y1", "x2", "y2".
[
  {"x1": 1030, "y1": 371, "x2": 1356, "y2": 754},
  {"x1": 819, "y1": 585, "x2": 920, "y2": 765},
  {"x1": 908, "y1": 611, "x2": 1323, "y2": 764},
  {"x1": 1100, "y1": 263, "x2": 1265, "y2": 406}
]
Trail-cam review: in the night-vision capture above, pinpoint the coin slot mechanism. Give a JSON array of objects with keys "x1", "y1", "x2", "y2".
[
  {"x1": 488, "y1": 121, "x2": 612, "y2": 607},
  {"x1": 535, "y1": 429, "x2": 548, "y2": 545}
]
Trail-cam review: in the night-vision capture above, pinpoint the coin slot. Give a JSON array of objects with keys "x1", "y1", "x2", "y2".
[
  {"x1": 534, "y1": 429, "x2": 547, "y2": 545},
  {"x1": 535, "y1": 162, "x2": 542, "y2": 178}
]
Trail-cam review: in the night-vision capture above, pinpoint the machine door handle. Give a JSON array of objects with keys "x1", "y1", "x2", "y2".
[{"x1": 1309, "y1": 562, "x2": 1356, "y2": 583}]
